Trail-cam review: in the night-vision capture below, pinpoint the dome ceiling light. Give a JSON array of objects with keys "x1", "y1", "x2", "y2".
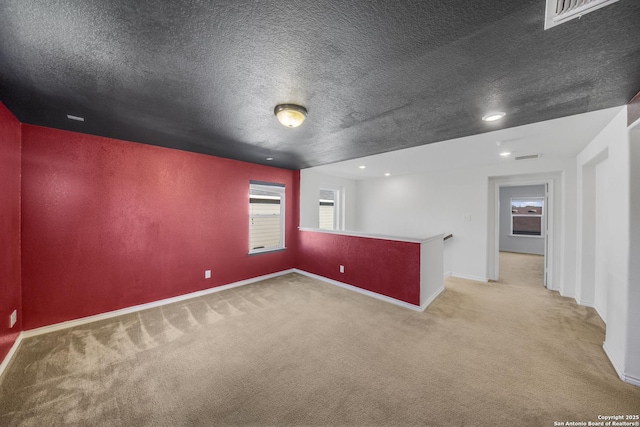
[{"x1": 274, "y1": 104, "x2": 307, "y2": 128}]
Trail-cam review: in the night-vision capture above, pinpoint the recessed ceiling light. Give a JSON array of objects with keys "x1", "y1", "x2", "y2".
[
  {"x1": 384, "y1": 173, "x2": 391, "y2": 176},
  {"x1": 500, "y1": 152, "x2": 511, "y2": 157},
  {"x1": 67, "y1": 114, "x2": 84, "y2": 122},
  {"x1": 266, "y1": 157, "x2": 274, "y2": 161},
  {"x1": 359, "y1": 165, "x2": 366, "y2": 169},
  {"x1": 274, "y1": 104, "x2": 307, "y2": 128},
  {"x1": 482, "y1": 112, "x2": 506, "y2": 122}
]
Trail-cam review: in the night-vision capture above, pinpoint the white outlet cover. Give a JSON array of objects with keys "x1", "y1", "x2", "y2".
[
  {"x1": 340, "y1": 265, "x2": 345, "y2": 273},
  {"x1": 10, "y1": 310, "x2": 17, "y2": 328},
  {"x1": 204, "y1": 270, "x2": 211, "y2": 279}
]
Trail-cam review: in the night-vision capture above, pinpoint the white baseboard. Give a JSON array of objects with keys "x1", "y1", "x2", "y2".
[
  {"x1": 603, "y1": 342, "x2": 623, "y2": 380},
  {"x1": 420, "y1": 286, "x2": 445, "y2": 311},
  {"x1": 601, "y1": 341, "x2": 640, "y2": 388},
  {"x1": 603, "y1": 343, "x2": 640, "y2": 388},
  {"x1": 569, "y1": 297, "x2": 608, "y2": 325},
  {"x1": 22, "y1": 269, "x2": 296, "y2": 339},
  {"x1": 578, "y1": 300, "x2": 610, "y2": 325},
  {"x1": 625, "y1": 373, "x2": 640, "y2": 388},
  {"x1": 545, "y1": 280, "x2": 559, "y2": 292},
  {"x1": 593, "y1": 304, "x2": 606, "y2": 325},
  {"x1": 5, "y1": 269, "x2": 636, "y2": 389},
  {"x1": 293, "y1": 269, "x2": 426, "y2": 312},
  {"x1": 558, "y1": 289, "x2": 577, "y2": 301},
  {"x1": 0, "y1": 332, "x2": 24, "y2": 380},
  {"x1": 450, "y1": 273, "x2": 489, "y2": 283},
  {"x1": 3, "y1": 267, "x2": 433, "y2": 379},
  {"x1": 578, "y1": 299, "x2": 595, "y2": 308},
  {"x1": 2, "y1": 268, "x2": 446, "y2": 381}
]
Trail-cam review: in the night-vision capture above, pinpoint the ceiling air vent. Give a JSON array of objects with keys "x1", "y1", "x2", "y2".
[
  {"x1": 515, "y1": 154, "x2": 541, "y2": 161},
  {"x1": 544, "y1": 0, "x2": 618, "y2": 29}
]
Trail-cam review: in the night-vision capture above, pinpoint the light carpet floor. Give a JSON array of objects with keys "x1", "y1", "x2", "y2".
[{"x1": 1, "y1": 256, "x2": 639, "y2": 426}]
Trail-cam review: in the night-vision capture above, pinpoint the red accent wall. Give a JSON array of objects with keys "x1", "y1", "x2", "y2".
[
  {"x1": 297, "y1": 230, "x2": 421, "y2": 305},
  {"x1": 21, "y1": 125, "x2": 299, "y2": 330},
  {"x1": 0, "y1": 103, "x2": 22, "y2": 361}
]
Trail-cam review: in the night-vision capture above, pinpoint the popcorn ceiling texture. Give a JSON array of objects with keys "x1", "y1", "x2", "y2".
[{"x1": 0, "y1": 0, "x2": 639, "y2": 169}]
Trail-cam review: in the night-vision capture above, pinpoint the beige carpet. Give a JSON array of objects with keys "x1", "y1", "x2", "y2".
[
  {"x1": 1, "y1": 258, "x2": 639, "y2": 426},
  {"x1": 498, "y1": 251, "x2": 545, "y2": 288}
]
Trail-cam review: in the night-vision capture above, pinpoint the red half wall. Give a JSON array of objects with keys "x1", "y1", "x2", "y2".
[
  {"x1": 21, "y1": 125, "x2": 299, "y2": 330},
  {"x1": 0, "y1": 103, "x2": 22, "y2": 361},
  {"x1": 297, "y1": 230, "x2": 421, "y2": 305}
]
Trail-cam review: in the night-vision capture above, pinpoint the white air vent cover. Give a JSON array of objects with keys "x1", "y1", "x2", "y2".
[
  {"x1": 515, "y1": 154, "x2": 542, "y2": 161},
  {"x1": 544, "y1": 0, "x2": 618, "y2": 29}
]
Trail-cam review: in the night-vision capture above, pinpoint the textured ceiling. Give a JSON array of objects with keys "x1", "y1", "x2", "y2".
[{"x1": 0, "y1": 0, "x2": 639, "y2": 170}]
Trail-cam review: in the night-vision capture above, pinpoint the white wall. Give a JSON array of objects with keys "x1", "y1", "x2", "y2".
[
  {"x1": 354, "y1": 158, "x2": 574, "y2": 284},
  {"x1": 299, "y1": 170, "x2": 357, "y2": 229},
  {"x1": 626, "y1": 126, "x2": 640, "y2": 384},
  {"x1": 594, "y1": 159, "x2": 609, "y2": 323},
  {"x1": 576, "y1": 108, "x2": 631, "y2": 383},
  {"x1": 420, "y1": 237, "x2": 444, "y2": 307},
  {"x1": 499, "y1": 185, "x2": 546, "y2": 255},
  {"x1": 299, "y1": 106, "x2": 639, "y2": 387},
  {"x1": 355, "y1": 167, "x2": 487, "y2": 281}
]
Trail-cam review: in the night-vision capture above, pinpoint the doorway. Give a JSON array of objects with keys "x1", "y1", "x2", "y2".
[
  {"x1": 488, "y1": 176, "x2": 554, "y2": 289},
  {"x1": 498, "y1": 185, "x2": 546, "y2": 287}
]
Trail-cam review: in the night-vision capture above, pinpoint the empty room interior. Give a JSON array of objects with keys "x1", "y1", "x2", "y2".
[{"x1": 1, "y1": 1, "x2": 640, "y2": 425}]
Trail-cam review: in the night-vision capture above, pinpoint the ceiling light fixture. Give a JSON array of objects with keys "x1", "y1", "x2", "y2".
[
  {"x1": 385, "y1": 173, "x2": 391, "y2": 176},
  {"x1": 359, "y1": 165, "x2": 366, "y2": 169},
  {"x1": 500, "y1": 152, "x2": 511, "y2": 157},
  {"x1": 274, "y1": 104, "x2": 307, "y2": 128},
  {"x1": 67, "y1": 114, "x2": 84, "y2": 122},
  {"x1": 482, "y1": 112, "x2": 506, "y2": 122},
  {"x1": 266, "y1": 157, "x2": 274, "y2": 161}
]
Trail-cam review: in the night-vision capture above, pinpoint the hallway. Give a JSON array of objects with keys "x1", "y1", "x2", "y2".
[{"x1": 498, "y1": 251, "x2": 545, "y2": 288}]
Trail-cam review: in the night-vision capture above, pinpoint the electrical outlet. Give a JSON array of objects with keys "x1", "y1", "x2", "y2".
[
  {"x1": 10, "y1": 310, "x2": 17, "y2": 328},
  {"x1": 204, "y1": 270, "x2": 211, "y2": 279},
  {"x1": 340, "y1": 265, "x2": 345, "y2": 273},
  {"x1": 464, "y1": 214, "x2": 472, "y2": 222}
]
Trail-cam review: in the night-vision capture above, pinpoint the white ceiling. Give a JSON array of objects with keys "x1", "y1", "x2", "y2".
[{"x1": 306, "y1": 106, "x2": 623, "y2": 180}]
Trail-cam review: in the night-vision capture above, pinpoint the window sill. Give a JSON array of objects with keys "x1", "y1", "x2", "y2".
[
  {"x1": 509, "y1": 234, "x2": 543, "y2": 239},
  {"x1": 248, "y1": 247, "x2": 287, "y2": 256}
]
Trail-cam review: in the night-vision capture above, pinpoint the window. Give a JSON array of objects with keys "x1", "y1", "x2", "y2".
[
  {"x1": 249, "y1": 182, "x2": 285, "y2": 254},
  {"x1": 511, "y1": 197, "x2": 544, "y2": 237},
  {"x1": 319, "y1": 189, "x2": 337, "y2": 230},
  {"x1": 319, "y1": 187, "x2": 344, "y2": 230}
]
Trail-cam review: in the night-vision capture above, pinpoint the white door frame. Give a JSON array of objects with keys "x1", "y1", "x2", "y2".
[{"x1": 488, "y1": 176, "x2": 555, "y2": 289}]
